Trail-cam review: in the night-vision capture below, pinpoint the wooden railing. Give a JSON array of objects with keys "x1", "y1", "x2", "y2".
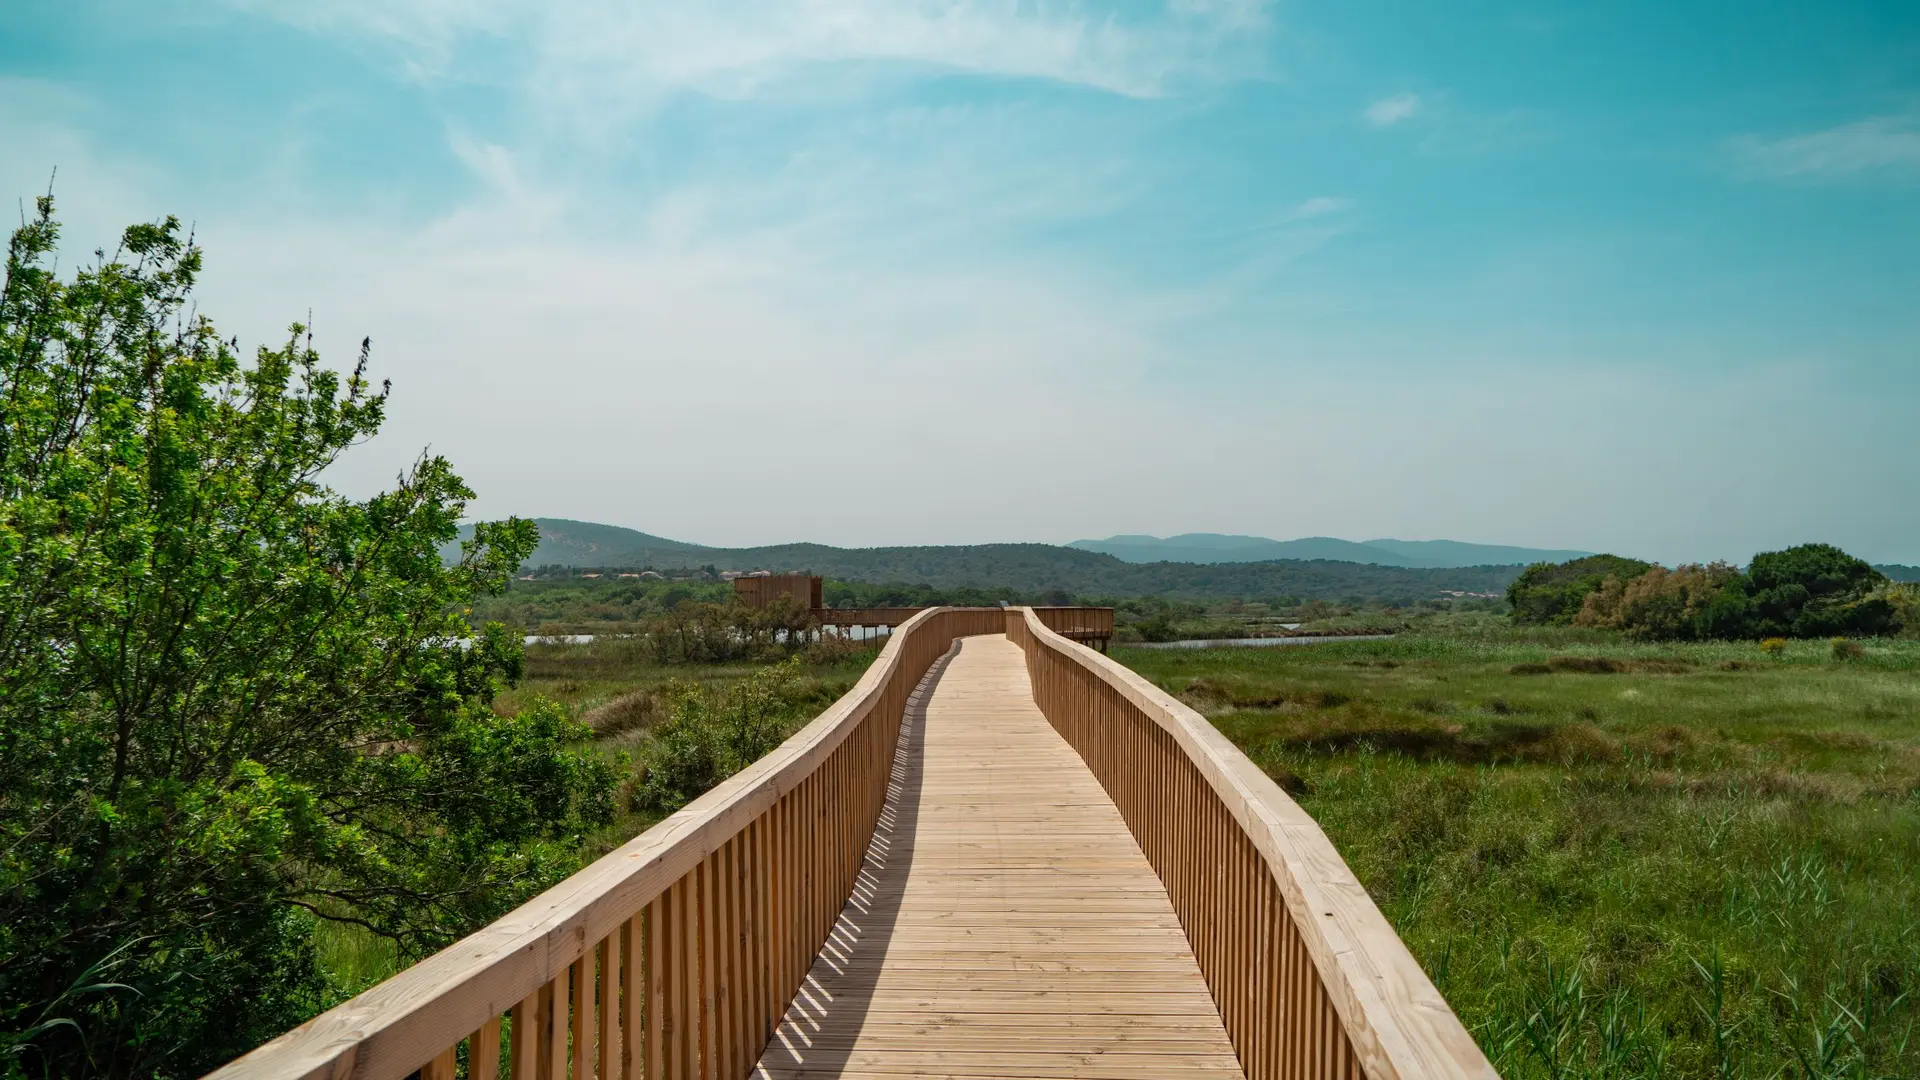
[
  {"x1": 207, "y1": 607, "x2": 1005, "y2": 1080},
  {"x1": 1029, "y1": 605, "x2": 1115, "y2": 649},
  {"x1": 1006, "y1": 607, "x2": 1497, "y2": 1080}
]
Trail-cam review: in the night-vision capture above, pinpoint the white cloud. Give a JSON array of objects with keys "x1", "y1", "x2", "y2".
[
  {"x1": 227, "y1": 0, "x2": 1274, "y2": 102},
  {"x1": 1363, "y1": 93, "x2": 1420, "y2": 127},
  {"x1": 1729, "y1": 115, "x2": 1920, "y2": 180},
  {"x1": 1291, "y1": 195, "x2": 1348, "y2": 218}
]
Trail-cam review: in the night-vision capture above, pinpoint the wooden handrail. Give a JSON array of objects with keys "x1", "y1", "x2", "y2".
[
  {"x1": 205, "y1": 607, "x2": 1007, "y2": 1080},
  {"x1": 1006, "y1": 607, "x2": 1496, "y2": 1080}
]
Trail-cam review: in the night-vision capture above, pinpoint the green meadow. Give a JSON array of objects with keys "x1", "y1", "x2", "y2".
[{"x1": 1115, "y1": 624, "x2": 1920, "y2": 1079}]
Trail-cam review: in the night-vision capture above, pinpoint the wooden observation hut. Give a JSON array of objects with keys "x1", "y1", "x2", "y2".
[{"x1": 730, "y1": 573, "x2": 822, "y2": 611}]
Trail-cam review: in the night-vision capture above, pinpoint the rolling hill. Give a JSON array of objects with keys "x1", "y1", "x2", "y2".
[
  {"x1": 1068, "y1": 533, "x2": 1590, "y2": 568},
  {"x1": 447, "y1": 519, "x2": 1528, "y2": 602}
]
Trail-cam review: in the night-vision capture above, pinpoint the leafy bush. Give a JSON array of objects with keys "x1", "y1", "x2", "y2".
[
  {"x1": 1538, "y1": 545, "x2": 1902, "y2": 642},
  {"x1": 1507, "y1": 555, "x2": 1656, "y2": 625},
  {"x1": 0, "y1": 200, "x2": 616, "y2": 1078},
  {"x1": 1761, "y1": 637, "x2": 1789, "y2": 657},
  {"x1": 1742, "y1": 544, "x2": 1894, "y2": 639},
  {"x1": 1135, "y1": 612, "x2": 1179, "y2": 642},
  {"x1": 1574, "y1": 563, "x2": 1742, "y2": 640},
  {"x1": 1830, "y1": 637, "x2": 1865, "y2": 662},
  {"x1": 635, "y1": 659, "x2": 808, "y2": 814},
  {"x1": 1879, "y1": 584, "x2": 1920, "y2": 639}
]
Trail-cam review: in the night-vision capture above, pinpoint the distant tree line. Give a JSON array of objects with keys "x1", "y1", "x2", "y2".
[{"x1": 1508, "y1": 544, "x2": 1916, "y2": 641}]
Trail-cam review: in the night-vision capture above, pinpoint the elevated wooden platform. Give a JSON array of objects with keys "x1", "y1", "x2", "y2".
[
  {"x1": 208, "y1": 609, "x2": 1493, "y2": 1080},
  {"x1": 754, "y1": 635, "x2": 1242, "y2": 1079}
]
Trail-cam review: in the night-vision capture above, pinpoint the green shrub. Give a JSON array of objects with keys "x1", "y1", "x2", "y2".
[
  {"x1": 1872, "y1": 583, "x2": 1919, "y2": 639},
  {"x1": 1507, "y1": 555, "x2": 1656, "y2": 625},
  {"x1": 635, "y1": 659, "x2": 807, "y2": 813},
  {"x1": 1745, "y1": 543, "x2": 1894, "y2": 639},
  {"x1": 1555, "y1": 545, "x2": 1901, "y2": 642},
  {"x1": 1136, "y1": 612, "x2": 1179, "y2": 642},
  {"x1": 1574, "y1": 563, "x2": 1741, "y2": 640}
]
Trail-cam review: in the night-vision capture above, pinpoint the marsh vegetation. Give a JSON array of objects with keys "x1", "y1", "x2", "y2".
[{"x1": 1117, "y1": 620, "x2": 1920, "y2": 1078}]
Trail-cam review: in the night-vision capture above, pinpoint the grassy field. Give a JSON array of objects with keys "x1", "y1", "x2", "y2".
[{"x1": 1116, "y1": 622, "x2": 1920, "y2": 1079}]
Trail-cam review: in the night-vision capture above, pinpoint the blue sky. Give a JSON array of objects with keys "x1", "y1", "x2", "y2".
[{"x1": 4, "y1": 1, "x2": 1917, "y2": 563}]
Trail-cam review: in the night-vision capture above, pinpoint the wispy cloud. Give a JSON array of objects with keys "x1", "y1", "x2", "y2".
[
  {"x1": 1290, "y1": 195, "x2": 1349, "y2": 218},
  {"x1": 1728, "y1": 115, "x2": 1920, "y2": 181},
  {"x1": 228, "y1": 0, "x2": 1275, "y2": 102},
  {"x1": 1363, "y1": 93, "x2": 1420, "y2": 127}
]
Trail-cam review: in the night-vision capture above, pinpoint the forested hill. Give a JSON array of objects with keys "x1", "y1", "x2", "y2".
[
  {"x1": 449, "y1": 519, "x2": 1525, "y2": 602},
  {"x1": 1071, "y1": 533, "x2": 1591, "y2": 568},
  {"x1": 1881, "y1": 564, "x2": 1920, "y2": 582}
]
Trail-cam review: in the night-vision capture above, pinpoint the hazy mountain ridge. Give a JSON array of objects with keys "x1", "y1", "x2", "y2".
[
  {"x1": 446, "y1": 520, "x2": 1527, "y2": 602},
  {"x1": 1069, "y1": 533, "x2": 1591, "y2": 568}
]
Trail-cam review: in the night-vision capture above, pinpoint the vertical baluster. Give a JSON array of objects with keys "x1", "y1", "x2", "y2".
[
  {"x1": 420, "y1": 1044, "x2": 456, "y2": 1080},
  {"x1": 598, "y1": 934, "x2": 619, "y2": 1080},
  {"x1": 722, "y1": 836, "x2": 741, "y2": 1079},
  {"x1": 511, "y1": 990, "x2": 539, "y2": 1080},
  {"x1": 791, "y1": 785, "x2": 803, "y2": 1008},
  {"x1": 712, "y1": 844, "x2": 731, "y2": 1080},
  {"x1": 472, "y1": 1016, "x2": 504, "y2": 1080},
  {"x1": 698, "y1": 855, "x2": 719, "y2": 1076},
  {"x1": 550, "y1": 967, "x2": 572, "y2": 1080},
  {"x1": 797, "y1": 778, "x2": 812, "y2": 993},
  {"x1": 668, "y1": 879, "x2": 690, "y2": 1080},
  {"x1": 621, "y1": 915, "x2": 640, "y2": 1080},
  {"x1": 769, "y1": 805, "x2": 786, "y2": 1041},
  {"x1": 536, "y1": 977, "x2": 558, "y2": 1080},
  {"x1": 752, "y1": 817, "x2": 771, "y2": 1051},
  {"x1": 1261, "y1": 880, "x2": 1278, "y2": 1080},
  {"x1": 644, "y1": 895, "x2": 667, "y2": 1080},
  {"x1": 1236, "y1": 834, "x2": 1250, "y2": 1056},
  {"x1": 573, "y1": 953, "x2": 594, "y2": 1080},
  {"x1": 740, "y1": 822, "x2": 759, "y2": 1066},
  {"x1": 770, "y1": 796, "x2": 787, "y2": 1020},
  {"x1": 683, "y1": 877, "x2": 702, "y2": 1079},
  {"x1": 1292, "y1": 926, "x2": 1309, "y2": 1080}
]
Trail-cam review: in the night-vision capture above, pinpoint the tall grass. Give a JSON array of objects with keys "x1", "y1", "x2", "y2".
[{"x1": 1118, "y1": 630, "x2": 1920, "y2": 1078}]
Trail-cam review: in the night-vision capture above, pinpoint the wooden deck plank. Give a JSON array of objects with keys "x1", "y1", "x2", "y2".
[{"x1": 753, "y1": 636, "x2": 1244, "y2": 1080}]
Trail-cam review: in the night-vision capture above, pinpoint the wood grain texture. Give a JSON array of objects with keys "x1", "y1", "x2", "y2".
[{"x1": 752, "y1": 636, "x2": 1244, "y2": 1080}]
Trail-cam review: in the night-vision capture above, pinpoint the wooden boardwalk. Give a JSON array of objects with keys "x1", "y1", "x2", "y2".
[{"x1": 753, "y1": 635, "x2": 1245, "y2": 1080}]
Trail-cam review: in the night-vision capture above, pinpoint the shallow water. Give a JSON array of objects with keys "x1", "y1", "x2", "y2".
[{"x1": 1134, "y1": 634, "x2": 1394, "y2": 650}]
